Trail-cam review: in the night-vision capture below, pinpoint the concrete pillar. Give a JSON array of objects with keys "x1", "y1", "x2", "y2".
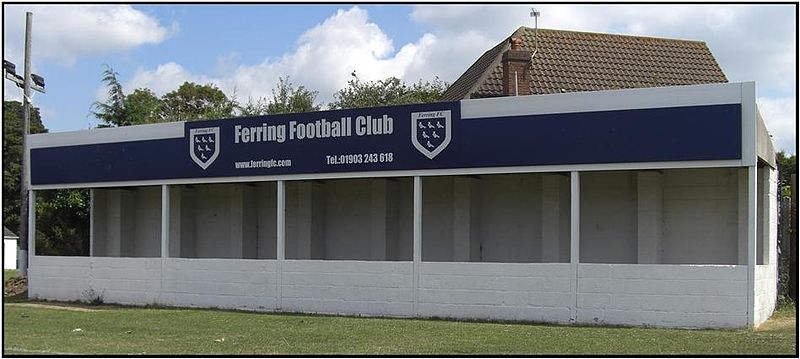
[
  {"x1": 413, "y1": 176, "x2": 422, "y2": 315},
  {"x1": 738, "y1": 168, "x2": 749, "y2": 265},
  {"x1": 637, "y1": 171, "x2": 663, "y2": 264},
  {"x1": 747, "y1": 166, "x2": 757, "y2": 327},
  {"x1": 569, "y1": 171, "x2": 580, "y2": 323},
  {"x1": 453, "y1": 177, "x2": 479, "y2": 262},
  {"x1": 161, "y1": 185, "x2": 170, "y2": 258},
  {"x1": 168, "y1": 186, "x2": 182, "y2": 258},
  {"x1": 370, "y1": 179, "x2": 388, "y2": 260},
  {"x1": 277, "y1": 180, "x2": 285, "y2": 310},
  {"x1": 28, "y1": 190, "x2": 35, "y2": 259},
  {"x1": 541, "y1": 175, "x2": 561, "y2": 262},
  {"x1": 89, "y1": 189, "x2": 95, "y2": 256}
]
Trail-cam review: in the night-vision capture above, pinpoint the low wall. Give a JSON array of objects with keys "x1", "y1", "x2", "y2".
[
  {"x1": 161, "y1": 258, "x2": 277, "y2": 311},
  {"x1": 577, "y1": 264, "x2": 748, "y2": 328},
  {"x1": 281, "y1": 260, "x2": 413, "y2": 316},
  {"x1": 418, "y1": 262, "x2": 571, "y2": 322},
  {"x1": 29, "y1": 257, "x2": 752, "y2": 328}
]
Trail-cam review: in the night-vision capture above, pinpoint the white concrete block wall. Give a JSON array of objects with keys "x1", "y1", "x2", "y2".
[
  {"x1": 418, "y1": 262, "x2": 572, "y2": 322},
  {"x1": 30, "y1": 256, "x2": 758, "y2": 328},
  {"x1": 28, "y1": 256, "x2": 91, "y2": 301},
  {"x1": 90, "y1": 257, "x2": 161, "y2": 305},
  {"x1": 162, "y1": 258, "x2": 277, "y2": 311},
  {"x1": 753, "y1": 167, "x2": 778, "y2": 326},
  {"x1": 281, "y1": 260, "x2": 413, "y2": 316},
  {"x1": 577, "y1": 264, "x2": 748, "y2": 328}
]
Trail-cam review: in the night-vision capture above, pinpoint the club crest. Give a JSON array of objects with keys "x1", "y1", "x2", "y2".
[
  {"x1": 411, "y1": 110, "x2": 451, "y2": 159},
  {"x1": 189, "y1": 127, "x2": 220, "y2": 170}
]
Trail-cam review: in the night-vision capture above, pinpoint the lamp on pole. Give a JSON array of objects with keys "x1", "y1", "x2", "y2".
[{"x1": 3, "y1": 12, "x2": 45, "y2": 277}]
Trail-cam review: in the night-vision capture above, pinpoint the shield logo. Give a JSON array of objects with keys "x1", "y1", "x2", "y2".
[
  {"x1": 411, "y1": 110, "x2": 451, "y2": 159},
  {"x1": 189, "y1": 127, "x2": 220, "y2": 170}
]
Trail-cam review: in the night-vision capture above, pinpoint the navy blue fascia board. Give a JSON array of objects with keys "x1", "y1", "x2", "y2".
[{"x1": 30, "y1": 101, "x2": 742, "y2": 186}]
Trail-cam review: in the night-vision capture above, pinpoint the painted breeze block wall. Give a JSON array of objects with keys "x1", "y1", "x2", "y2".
[
  {"x1": 418, "y1": 262, "x2": 571, "y2": 322},
  {"x1": 577, "y1": 264, "x2": 747, "y2": 328},
  {"x1": 29, "y1": 257, "x2": 753, "y2": 328}
]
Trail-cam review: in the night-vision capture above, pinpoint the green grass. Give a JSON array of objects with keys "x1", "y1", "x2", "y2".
[
  {"x1": 3, "y1": 269, "x2": 19, "y2": 283},
  {"x1": 2, "y1": 303, "x2": 795, "y2": 355}
]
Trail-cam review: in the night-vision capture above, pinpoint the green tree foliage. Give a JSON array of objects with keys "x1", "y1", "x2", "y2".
[
  {"x1": 160, "y1": 82, "x2": 236, "y2": 121},
  {"x1": 776, "y1": 151, "x2": 797, "y2": 196},
  {"x1": 34, "y1": 189, "x2": 90, "y2": 256},
  {"x1": 125, "y1": 88, "x2": 162, "y2": 124},
  {"x1": 3, "y1": 101, "x2": 46, "y2": 234},
  {"x1": 237, "y1": 77, "x2": 320, "y2": 116},
  {"x1": 329, "y1": 75, "x2": 449, "y2": 110},
  {"x1": 91, "y1": 65, "x2": 129, "y2": 127}
]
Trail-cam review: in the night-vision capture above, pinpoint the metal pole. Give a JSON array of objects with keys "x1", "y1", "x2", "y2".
[{"x1": 18, "y1": 11, "x2": 33, "y2": 277}]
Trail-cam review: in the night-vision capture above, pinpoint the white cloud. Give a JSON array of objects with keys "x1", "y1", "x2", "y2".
[
  {"x1": 3, "y1": 5, "x2": 172, "y2": 67},
  {"x1": 124, "y1": 7, "x2": 440, "y2": 104},
  {"x1": 758, "y1": 97, "x2": 797, "y2": 154}
]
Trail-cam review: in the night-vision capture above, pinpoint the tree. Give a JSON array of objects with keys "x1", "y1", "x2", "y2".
[
  {"x1": 236, "y1": 77, "x2": 319, "y2": 117},
  {"x1": 159, "y1": 82, "x2": 235, "y2": 121},
  {"x1": 329, "y1": 75, "x2": 449, "y2": 110},
  {"x1": 125, "y1": 88, "x2": 162, "y2": 124},
  {"x1": 776, "y1": 151, "x2": 797, "y2": 197},
  {"x1": 34, "y1": 188, "x2": 90, "y2": 256},
  {"x1": 3, "y1": 101, "x2": 47, "y2": 235},
  {"x1": 91, "y1": 65, "x2": 165, "y2": 127},
  {"x1": 91, "y1": 65, "x2": 129, "y2": 127},
  {"x1": 4, "y1": 101, "x2": 89, "y2": 256}
]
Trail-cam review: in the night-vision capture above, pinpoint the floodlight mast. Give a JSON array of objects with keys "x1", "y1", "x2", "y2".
[{"x1": 3, "y1": 13, "x2": 47, "y2": 278}]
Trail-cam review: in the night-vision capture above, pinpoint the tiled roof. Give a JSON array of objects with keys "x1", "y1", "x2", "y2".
[
  {"x1": 4, "y1": 227, "x2": 18, "y2": 239},
  {"x1": 441, "y1": 27, "x2": 728, "y2": 101}
]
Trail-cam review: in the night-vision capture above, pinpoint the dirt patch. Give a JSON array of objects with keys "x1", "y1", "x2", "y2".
[
  {"x1": 4, "y1": 276, "x2": 27, "y2": 297},
  {"x1": 5, "y1": 302, "x2": 105, "y2": 312}
]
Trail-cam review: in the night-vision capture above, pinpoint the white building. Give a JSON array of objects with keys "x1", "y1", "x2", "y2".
[
  {"x1": 4, "y1": 227, "x2": 18, "y2": 270},
  {"x1": 26, "y1": 81, "x2": 777, "y2": 328}
]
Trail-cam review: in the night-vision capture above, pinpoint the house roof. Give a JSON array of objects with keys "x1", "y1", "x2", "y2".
[
  {"x1": 441, "y1": 27, "x2": 728, "y2": 101},
  {"x1": 4, "y1": 227, "x2": 18, "y2": 240}
]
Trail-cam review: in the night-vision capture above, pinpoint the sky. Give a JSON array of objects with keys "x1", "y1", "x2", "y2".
[{"x1": 2, "y1": 4, "x2": 797, "y2": 153}]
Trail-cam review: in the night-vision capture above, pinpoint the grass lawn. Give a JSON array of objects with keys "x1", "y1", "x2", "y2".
[
  {"x1": 3, "y1": 269, "x2": 18, "y2": 283},
  {"x1": 2, "y1": 302, "x2": 796, "y2": 355}
]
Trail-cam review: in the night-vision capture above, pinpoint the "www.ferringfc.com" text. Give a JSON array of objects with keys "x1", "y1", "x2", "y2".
[{"x1": 234, "y1": 159, "x2": 292, "y2": 169}]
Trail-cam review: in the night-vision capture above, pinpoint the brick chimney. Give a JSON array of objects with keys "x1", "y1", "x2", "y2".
[{"x1": 502, "y1": 37, "x2": 532, "y2": 96}]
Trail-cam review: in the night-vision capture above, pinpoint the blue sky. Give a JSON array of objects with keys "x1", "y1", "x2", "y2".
[{"x1": 3, "y1": 4, "x2": 796, "y2": 153}]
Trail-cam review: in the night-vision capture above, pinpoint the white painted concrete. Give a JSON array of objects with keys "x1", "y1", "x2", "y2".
[
  {"x1": 577, "y1": 264, "x2": 748, "y2": 328},
  {"x1": 282, "y1": 260, "x2": 413, "y2": 316},
  {"x1": 4, "y1": 239, "x2": 18, "y2": 269},
  {"x1": 753, "y1": 167, "x2": 778, "y2": 326},
  {"x1": 418, "y1": 262, "x2": 572, "y2": 322},
  {"x1": 28, "y1": 255, "x2": 756, "y2": 328}
]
